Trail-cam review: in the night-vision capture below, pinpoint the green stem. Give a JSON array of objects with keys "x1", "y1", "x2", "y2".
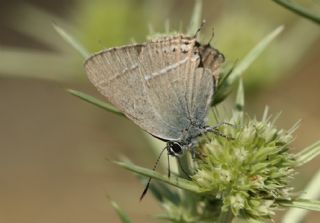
[
  {"x1": 114, "y1": 160, "x2": 201, "y2": 193},
  {"x1": 217, "y1": 208, "x2": 234, "y2": 223},
  {"x1": 52, "y1": 23, "x2": 90, "y2": 58},
  {"x1": 273, "y1": 0, "x2": 320, "y2": 24},
  {"x1": 177, "y1": 154, "x2": 198, "y2": 215},
  {"x1": 176, "y1": 154, "x2": 193, "y2": 178},
  {"x1": 67, "y1": 89, "x2": 124, "y2": 116}
]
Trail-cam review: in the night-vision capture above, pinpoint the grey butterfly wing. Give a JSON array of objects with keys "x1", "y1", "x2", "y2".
[
  {"x1": 136, "y1": 36, "x2": 216, "y2": 136},
  {"x1": 84, "y1": 35, "x2": 214, "y2": 141},
  {"x1": 85, "y1": 42, "x2": 185, "y2": 141},
  {"x1": 188, "y1": 68, "x2": 214, "y2": 128},
  {"x1": 136, "y1": 36, "x2": 202, "y2": 132}
]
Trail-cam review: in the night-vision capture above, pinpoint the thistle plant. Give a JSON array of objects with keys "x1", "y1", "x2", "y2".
[{"x1": 54, "y1": 1, "x2": 320, "y2": 222}]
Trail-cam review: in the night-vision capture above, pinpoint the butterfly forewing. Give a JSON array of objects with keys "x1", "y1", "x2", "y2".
[
  {"x1": 85, "y1": 44, "x2": 180, "y2": 140},
  {"x1": 84, "y1": 35, "x2": 215, "y2": 141}
]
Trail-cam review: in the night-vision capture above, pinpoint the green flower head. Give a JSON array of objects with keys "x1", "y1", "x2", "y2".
[{"x1": 192, "y1": 112, "x2": 297, "y2": 220}]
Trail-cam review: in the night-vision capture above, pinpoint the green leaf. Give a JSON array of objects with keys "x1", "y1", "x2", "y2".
[
  {"x1": 280, "y1": 199, "x2": 320, "y2": 212},
  {"x1": 212, "y1": 63, "x2": 235, "y2": 105},
  {"x1": 187, "y1": 0, "x2": 202, "y2": 36},
  {"x1": 114, "y1": 160, "x2": 202, "y2": 193},
  {"x1": 53, "y1": 23, "x2": 90, "y2": 59},
  {"x1": 148, "y1": 180, "x2": 181, "y2": 204},
  {"x1": 295, "y1": 140, "x2": 320, "y2": 166},
  {"x1": 227, "y1": 26, "x2": 284, "y2": 84},
  {"x1": 234, "y1": 79, "x2": 245, "y2": 121},
  {"x1": 67, "y1": 89, "x2": 124, "y2": 116},
  {"x1": 282, "y1": 169, "x2": 320, "y2": 223},
  {"x1": 123, "y1": 157, "x2": 181, "y2": 204},
  {"x1": 110, "y1": 199, "x2": 133, "y2": 223},
  {"x1": 273, "y1": 0, "x2": 320, "y2": 25}
]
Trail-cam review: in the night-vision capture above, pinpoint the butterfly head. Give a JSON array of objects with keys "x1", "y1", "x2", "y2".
[{"x1": 167, "y1": 141, "x2": 185, "y2": 157}]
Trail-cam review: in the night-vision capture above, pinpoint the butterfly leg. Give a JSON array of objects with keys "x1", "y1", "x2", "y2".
[
  {"x1": 191, "y1": 147, "x2": 196, "y2": 159},
  {"x1": 202, "y1": 122, "x2": 236, "y2": 140},
  {"x1": 211, "y1": 129, "x2": 235, "y2": 140},
  {"x1": 206, "y1": 121, "x2": 235, "y2": 131}
]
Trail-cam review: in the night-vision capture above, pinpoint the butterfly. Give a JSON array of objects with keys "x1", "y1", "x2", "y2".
[{"x1": 84, "y1": 33, "x2": 224, "y2": 158}]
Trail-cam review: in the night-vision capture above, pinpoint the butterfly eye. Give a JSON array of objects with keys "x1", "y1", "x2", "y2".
[{"x1": 168, "y1": 142, "x2": 183, "y2": 156}]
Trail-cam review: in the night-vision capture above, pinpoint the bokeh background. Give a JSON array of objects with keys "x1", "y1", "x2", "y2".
[{"x1": 0, "y1": 0, "x2": 319, "y2": 222}]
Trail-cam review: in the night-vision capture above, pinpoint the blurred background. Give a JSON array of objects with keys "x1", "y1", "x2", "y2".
[{"x1": 0, "y1": 0, "x2": 319, "y2": 222}]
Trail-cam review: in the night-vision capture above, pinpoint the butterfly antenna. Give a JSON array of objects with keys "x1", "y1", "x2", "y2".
[
  {"x1": 194, "y1": 19, "x2": 206, "y2": 38},
  {"x1": 140, "y1": 146, "x2": 167, "y2": 201}
]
